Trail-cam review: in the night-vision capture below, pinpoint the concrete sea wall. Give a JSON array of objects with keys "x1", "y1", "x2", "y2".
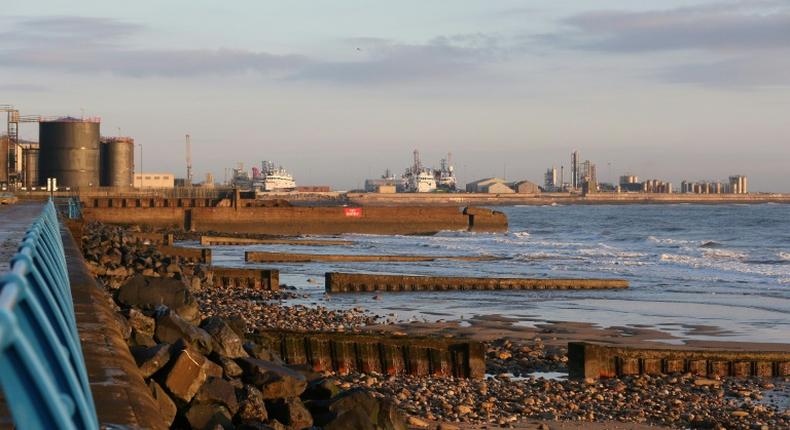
[
  {"x1": 569, "y1": 342, "x2": 790, "y2": 380},
  {"x1": 325, "y1": 272, "x2": 629, "y2": 293},
  {"x1": 62, "y1": 215, "x2": 167, "y2": 428},
  {"x1": 254, "y1": 329, "x2": 485, "y2": 379}
]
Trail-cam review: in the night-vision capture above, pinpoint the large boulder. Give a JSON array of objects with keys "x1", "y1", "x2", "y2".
[
  {"x1": 117, "y1": 275, "x2": 200, "y2": 323},
  {"x1": 266, "y1": 397, "x2": 313, "y2": 430},
  {"x1": 201, "y1": 317, "x2": 248, "y2": 359},
  {"x1": 148, "y1": 380, "x2": 177, "y2": 427},
  {"x1": 237, "y1": 358, "x2": 307, "y2": 399},
  {"x1": 161, "y1": 347, "x2": 210, "y2": 403},
  {"x1": 320, "y1": 388, "x2": 407, "y2": 430},
  {"x1": 184, "y1": 402, "x2": 233, "y2": 430},
  {"x1": 193, "y1": 377, "x2": 239, "y2": 415},
  {"x1": 236, "y1": 384, "x2": 268, "y2": 423},
  {"x1": 131, "y1": 343, "x2": 171, "y2": 378},
  {"x1": 154, "y1": 309, "x2": 213, "y2": 355}
]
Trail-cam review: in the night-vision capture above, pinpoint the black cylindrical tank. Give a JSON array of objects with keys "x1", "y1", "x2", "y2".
[
  {"x1": 39, "y1": 118, "x2": 101, "y2": 189},
  {"x1": 23, "y1": 147, "x2": 39, "y2": 189},
  {"x1": 0, "y1": 136, "x2": 7, "y2": 183},
  {"x1": 100, "y1": 137, "x2": 135, "y2": 188}
]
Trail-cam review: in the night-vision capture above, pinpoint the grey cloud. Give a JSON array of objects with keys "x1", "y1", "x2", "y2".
[
  {"x1": 0, "y1": 83, "x2": 48, "y2": 92},
  {"x1": 551, "y1": 1, "x2": 790, "y2": 52},
  {"x1": 293, "y1": 34, "x2": 504, "y2": 83},
  {"x1": 0, "y1": 15, "x2": 502, "y2": 84},
  {"x1": 0, "y1": 16, "x2": 310, "y2": 77},
  {"x1": 661, "y1": 53, "x2": 790, "y2": 87}
]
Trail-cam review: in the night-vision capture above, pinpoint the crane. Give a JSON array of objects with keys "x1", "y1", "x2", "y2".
[{"x1": 185, "y1": 134, "x2": 193, "y2": 186}]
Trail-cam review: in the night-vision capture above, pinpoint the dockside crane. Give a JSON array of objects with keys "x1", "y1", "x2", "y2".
[{"x1": 185, "y1": 133, "x2": 193, "y2": 186}]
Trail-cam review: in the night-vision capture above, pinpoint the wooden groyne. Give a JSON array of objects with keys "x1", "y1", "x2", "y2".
[
  {"x1": 245, "y1": 251, "x2": 500, "y2": 263},
  {"x1": 253, "y1": 329, "x2": 485, "y2": 379},
  {"x1": 324, "y1": 272, "x2": 629, "y2": 293},
  {"x1": 569, "y1": 342, "x2": 790, "y2": 380},
  {"x1": 206, "y1": 267, "x2": 279, "y2": 290},
  {"x1": 199, "y1": 235, "x2": 352, "y2": 247}
]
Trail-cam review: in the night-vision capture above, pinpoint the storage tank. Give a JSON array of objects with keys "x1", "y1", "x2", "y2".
[
  {"x1": 23, "y1": 146, "x2": 39, "y2": 189},
  {"x1": 100, "y1": 137, "x2": 134, "y2": 188},
  {"x1": 0, "y1": 135, "x2": 7, "y2": 184},
  {"x1": 39, "y1": 118, "x2": 101, "y2": 189}
]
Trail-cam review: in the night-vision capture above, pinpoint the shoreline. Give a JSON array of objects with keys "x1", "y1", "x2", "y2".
[{"x1": 346, "y1": 192, "x2": 790, "y2": 207}]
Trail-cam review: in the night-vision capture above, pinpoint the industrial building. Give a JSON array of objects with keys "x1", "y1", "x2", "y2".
[
  {"x1": 680, "y1": 176, "x2": 748, "y2": 194},
  {"x1": 641, "y1": 179, "x2": 673, "y2": 194},
  {"x1": 544, "y1": 167, "x2": 559, "y2": 192},
  {"x1": 465, "y1": 178, "x2": 514, "y2": 194},
  {"x1": 134, "y1": 173, "x2": 175, "y2": 189},
  {"x1": 511, "y1": 180, "x2": 540, "y2": 194},
  {"x1": 729, "y1": 175, "x2": 748, "y2": 194}
]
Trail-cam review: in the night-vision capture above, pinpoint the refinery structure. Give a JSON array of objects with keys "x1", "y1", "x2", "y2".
[{"x1": 0, "y1": 102, "x2": 761, "y2": 199}]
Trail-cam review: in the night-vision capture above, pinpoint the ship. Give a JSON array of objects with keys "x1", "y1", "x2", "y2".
[
  {"x1": 399, "y1": 150, "x2": 456, "y2": 193},
  {"x1": 255, "y1": 161, "x2": 296, "y2": 192}
]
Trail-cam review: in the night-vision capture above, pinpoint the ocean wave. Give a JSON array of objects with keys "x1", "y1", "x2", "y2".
[
  {"x1": 647, "y1": 236, "x2": 700, "y2": 246},
  {"x1": 700, "y1": 248, "x2": 747, "y2": 260},
  {"x1": 659, "y1": 253, "x2": 790, "y2": 278},
  {"x1": 780, "y1": 252, "x2": 790, "y2": 261},
  {"x1": 699, "y1": 241, "x2": 723, "y2": 248}
]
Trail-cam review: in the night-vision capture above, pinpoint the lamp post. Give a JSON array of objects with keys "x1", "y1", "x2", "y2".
[{"x1": 137, "y1": 143, "x2": 143, "y2": 189}]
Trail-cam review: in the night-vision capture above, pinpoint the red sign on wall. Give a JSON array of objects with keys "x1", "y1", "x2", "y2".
[{"x1": 344, "y1": 207, "x2": 363, "y2": 217}]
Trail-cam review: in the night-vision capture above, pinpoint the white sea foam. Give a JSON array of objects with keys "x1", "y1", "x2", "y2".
[{"x1": 780, "y1": 252, "x2": 790, "y2": 261}]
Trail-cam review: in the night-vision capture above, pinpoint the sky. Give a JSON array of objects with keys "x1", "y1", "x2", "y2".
[{"x1": 1, "y1": 0, "x2": 789, "y2": 191}]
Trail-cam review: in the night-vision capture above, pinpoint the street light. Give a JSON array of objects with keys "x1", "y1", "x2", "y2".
[{"x1": 137, "y1": 143, "x2": 143, "y2": 189}]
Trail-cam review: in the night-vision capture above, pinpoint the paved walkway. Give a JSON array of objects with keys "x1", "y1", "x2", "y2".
[{"x1": 0, "y1": 202, "x2": 44, "y2": 271}]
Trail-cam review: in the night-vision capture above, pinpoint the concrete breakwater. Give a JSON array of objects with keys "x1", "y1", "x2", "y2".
[
  {"x1": 569, "y1": 342, "x2": 790, "y2": 380},
  {"x1": 325, "y1": 272, "x2": 629, "y2": 293},
  {"x1": 253, "y1": 329, "x2": 485, "y2": 379},
  {"x1": 206, "y1": 267, "x2": 279, "y2": 290},
  {"x1": 245, "y1": 251, "x2": 500, "y2": 263},
  {"x1": 199, "y1": 235, "x2": 352, "y2": 246},
  {"x1": 158, "y1": 245, "x2": 212, "y2": 264},
  {"x1": 81, "y1": 205, "x2": 508, "y2": 235}
]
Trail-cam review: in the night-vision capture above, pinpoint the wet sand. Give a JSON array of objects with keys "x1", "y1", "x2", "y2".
[{"x1": 367, "y1": 314, "x2": 790, "y2": 352}]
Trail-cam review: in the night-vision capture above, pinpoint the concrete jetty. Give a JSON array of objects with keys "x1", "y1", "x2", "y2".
[
  {"x1": 245, "y1": 251, "x2": 500, "y2": 263},
  {"x1": 254, "y1": 329, "x2": 485, "y2": 379},
  {"x1": 569, "y1": 342, "x2": 790, "y2": 379},
  {"x1": 200, "y1": 235, "x2": 352, "y2": 246},
  {"x1": 324, "y1": 272, "x2": 629, "y2": 293}
]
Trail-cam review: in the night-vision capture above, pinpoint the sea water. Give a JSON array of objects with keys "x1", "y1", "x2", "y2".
[{"x1": 205, "y1": 204, "x2": 790, "y2": 343}]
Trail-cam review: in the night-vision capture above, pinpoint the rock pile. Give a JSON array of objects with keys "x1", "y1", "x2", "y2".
[
  {"x1": 338, "y1": 369, "x2": 789, "y2": 429},
  {"x1": 114, "y1": 275, "x2": 407, "y2": 429}
]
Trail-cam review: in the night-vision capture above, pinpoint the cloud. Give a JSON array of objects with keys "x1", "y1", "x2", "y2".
[
  {"x1": 0, "y1": 15, "x2": 504, "y2": 84},
  {"x1": 552, "y1": 1, "x2": 790, "y2": 52},
  {"x1": 0, "y1": 83, "x2": 48, "y2": 92},
  {"x1": 661, "y1": 53, "x2": 790, "y2": 87},
  {"x1": 0, "y1": 16, "x2": 310, "y2": 77},
  {"x1": 293, "y1": 34, "x2": 504, "y2": 83}
]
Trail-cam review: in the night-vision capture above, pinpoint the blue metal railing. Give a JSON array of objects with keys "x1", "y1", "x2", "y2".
[{"x1": 0, "y1": 200, "x2": 97, "y2": 429}]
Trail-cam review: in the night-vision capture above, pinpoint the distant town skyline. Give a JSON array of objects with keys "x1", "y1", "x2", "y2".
[{"x1": 2, "y1": 1, "x2": 789, "y2": 191}]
